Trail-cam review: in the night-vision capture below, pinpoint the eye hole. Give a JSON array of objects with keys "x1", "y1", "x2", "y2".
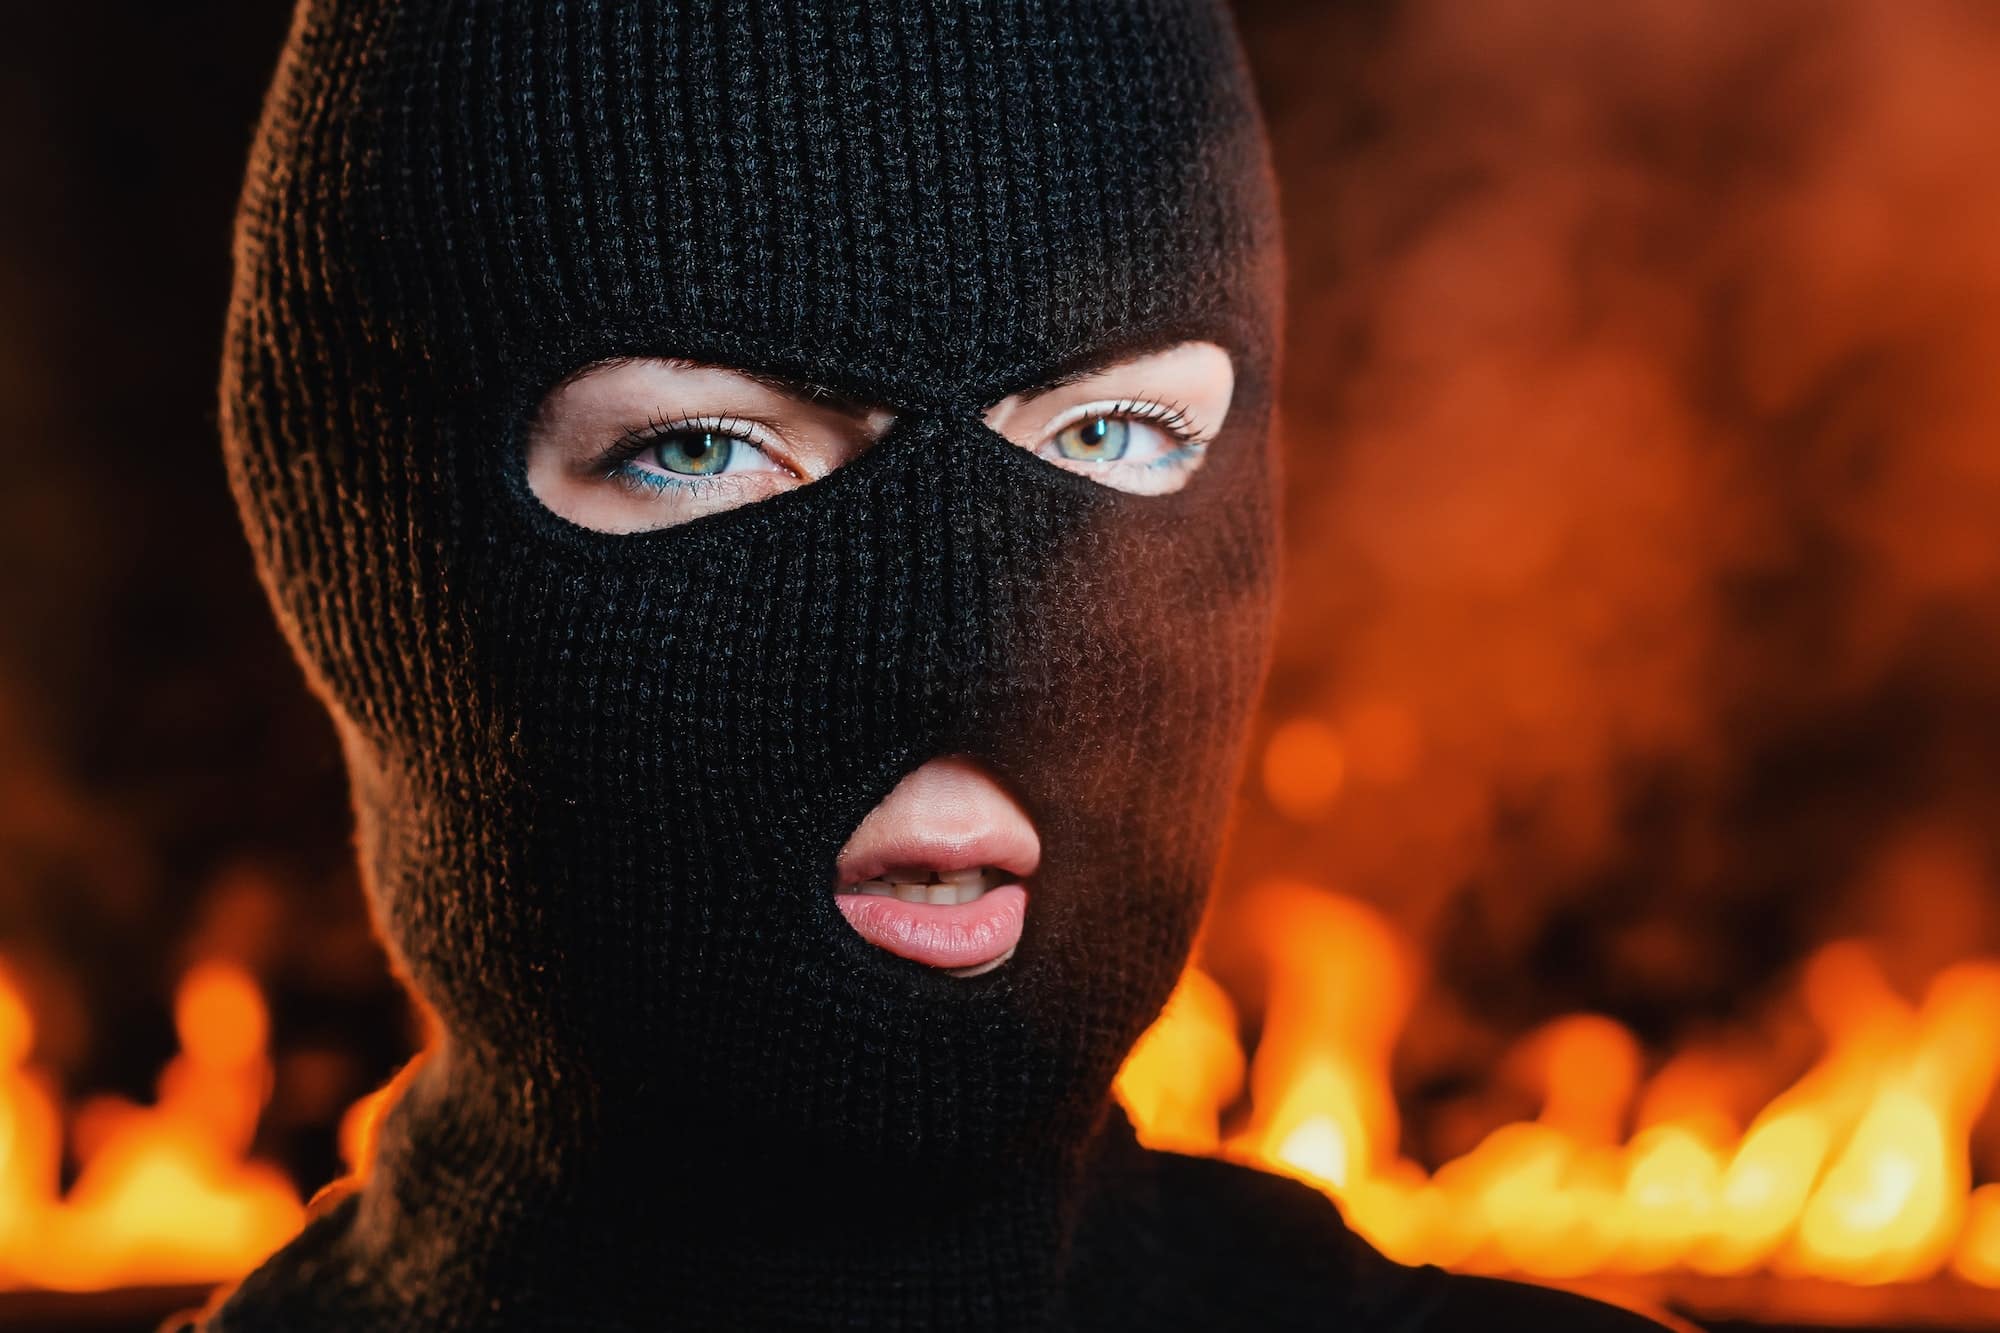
[
  {"x1": 984, "y1": 341, "x2": 1234, "y2": 497},
  {"x1": 525, "y1": 359, "x2": 893, "y2": 535}
]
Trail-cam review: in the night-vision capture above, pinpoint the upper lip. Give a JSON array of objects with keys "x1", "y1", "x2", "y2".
[
  {"x1": 836, "y1": 823, "x2": 1040, "y2": 889},
  {"x1": 833, "y1": 759, "x2": 1042, "y2": 889}
]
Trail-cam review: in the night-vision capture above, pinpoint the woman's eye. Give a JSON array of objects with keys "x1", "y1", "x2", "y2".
[
  {"x1": 1053, "y1": 415, "x2": 1133, "y2": 462},
  {"x1": 609, "y1": 423, "x2": 788, "y2": 494},
  {"x1": 648, "y1": 429, "x2": 741, "y2": 476},
  {"x1": 982, "y1": 343, "x2": 1232, "y2": 498},
  {"x1": 1034, "y1": 405, "x2": 1205, "y2": 494},
  {"x1": 527, "y1": 360, "x2": 898, "y2": 534}
]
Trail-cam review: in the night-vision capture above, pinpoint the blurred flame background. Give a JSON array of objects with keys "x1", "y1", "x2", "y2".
[{"x1": 3, "y1": 0, "x2": 1999, "y2": 1327}]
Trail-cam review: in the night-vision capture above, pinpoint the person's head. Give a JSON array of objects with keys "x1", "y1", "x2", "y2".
[{"x1": 224, "y1": 0, "x2": 1283, "y2": 1195}]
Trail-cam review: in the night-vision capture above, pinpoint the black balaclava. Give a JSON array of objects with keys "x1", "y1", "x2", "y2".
[{"x1": 196, "y1": 2, "x2": 1669, "y2": 1331}]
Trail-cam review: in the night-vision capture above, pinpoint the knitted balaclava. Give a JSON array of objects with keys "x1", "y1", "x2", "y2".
[{"x1": 213, "y1": 1, "x2": 1281, "y2": 1328}]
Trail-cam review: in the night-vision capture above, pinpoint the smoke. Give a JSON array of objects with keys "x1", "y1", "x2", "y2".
[
  {"x1": 1219, "y1": 0, "x2": 2000, "y2": 1057},
  {"x1": 3, "y1": 0, "x2": 1999, "y2": 1202}
]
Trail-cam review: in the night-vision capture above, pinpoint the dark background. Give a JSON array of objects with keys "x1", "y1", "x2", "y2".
[{"x1": 4, "y1": 0, "x2": 1999, "y2": 1224}]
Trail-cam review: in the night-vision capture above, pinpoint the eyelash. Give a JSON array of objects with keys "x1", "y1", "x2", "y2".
[
  {"x1": 1051, "y1": 398, "x2": 1203, "y2": 444},
  {"x1": 1042, "y1": 398, "x2": 1210, "y2": 473},
  {"x1": 600, "y1": 413, "x2": 773, "y2": 498}
]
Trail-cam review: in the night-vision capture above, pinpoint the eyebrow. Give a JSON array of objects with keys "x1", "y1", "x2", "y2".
[
  {"x1": 1011, "y1": 344, "x2": 1182, "y2": 399},
  {"x1": 1023, "y1": 362, "x2": 1111, "y2": 395},
  {"x1": 743, "y1": 357, "x2": 1122, "y2": 413},
  {"x1": 562, "y1": 355, "x2": 883, "y2": 419},
  {"x1": 568, "y1": 347, "x2": 1164, "y2": 415},
  {"x1": 729, "y1": 366, "x2": 882, "y2": 419}
]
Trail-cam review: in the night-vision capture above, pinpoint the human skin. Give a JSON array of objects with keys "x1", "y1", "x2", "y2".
[
  {"x1": 521, "y1": 339, "x2": 1238, "y2": 977},
  {"x1": 525, "y1": 340, "x2": 1236, "y2": 532}
]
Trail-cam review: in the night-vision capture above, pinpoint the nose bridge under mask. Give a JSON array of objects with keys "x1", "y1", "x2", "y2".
[{"x1": 482, "y1": 406, "x2": 1106, "y2": 829}]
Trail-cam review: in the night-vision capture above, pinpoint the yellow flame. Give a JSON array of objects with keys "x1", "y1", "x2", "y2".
[
  {"x1": 1116, "y1": 886, "x2": 2000, "y2": 1290},
  {"x1": 3, "y1": 884, "x2": 1998, "y2": 1296},
  {"x1": 0, "y1": 959, "x2": 302, "y2": 1291},
  {"x1": 1114, "y1": 967, "x2": 1243, "y2": 1156},
  {"x1": 1956, "y1": 1184, "x2": 2000, "y2": 1286}
]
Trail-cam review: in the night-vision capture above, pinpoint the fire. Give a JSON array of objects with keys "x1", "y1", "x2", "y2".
[
  {"x1": 0, "y1": 960, "x2": 302, "y2": 1292},
  {"x1": 1116, "y1": 879, "x2": 2000, "y2": 1292},
  {"x1": 4, "y1": 895, "x2": 1997, "y2": 1302}
]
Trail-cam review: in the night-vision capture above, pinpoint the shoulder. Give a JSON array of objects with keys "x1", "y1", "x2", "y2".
[
  {"x1": 1068, "y1": 1128, "x2": 1415, "y2": 1330},
  {"x1": 168, "y1": 1188, "x2": 397, "y2": 1333},
  {"x1": 1412, "y1": 1274, "x2": 1685, "y2": 1332},
  {"x1": 1071, "y1": 1127, "x2": 1679, "y2": 1332}
]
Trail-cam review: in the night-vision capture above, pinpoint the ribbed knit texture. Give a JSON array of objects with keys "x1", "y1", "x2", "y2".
[{"x1": 193, "y1": 2, "x2": 1671, "y2": 1328}]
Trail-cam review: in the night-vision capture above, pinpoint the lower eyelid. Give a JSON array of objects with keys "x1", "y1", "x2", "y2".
[
  {"x1": 600, "y1": 421, "x2": 793, "y2": 474},
  {"x1": 1135, "y1": 444, "x2": 1204, "y2": 472},
  {"x1": 1036, "y1": 440, "x2": 1206, "y2": 492},
  {"x1": 610, "y1": 462, "x2": 767, "y2": 495},
  {"x1": 609, "y1": 465, "x2": 683, "y2": 496},
  {"x1": 1038, "y1": 426, "x2": 1206, "y2": 462}
]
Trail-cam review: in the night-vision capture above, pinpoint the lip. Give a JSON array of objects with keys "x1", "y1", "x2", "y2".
[
  {"x1": 834, "y1": 823, "x2": 1040, "y2": 891},
  {"x1": 833, "y1": 885, "x2": 1029, "y2": 973},
  {"x1": 832, "y1": 757, "x2": 1041, "y2": 975}
]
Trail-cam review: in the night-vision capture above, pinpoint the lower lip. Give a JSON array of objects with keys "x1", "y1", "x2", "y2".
[{"x1": 832, "y1": 884, "x2": 1028, "y2": 970}]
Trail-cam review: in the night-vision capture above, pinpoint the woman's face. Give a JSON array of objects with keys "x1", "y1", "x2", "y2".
[
  {"x1": 525, "y1": 340, "x2": 1234, "y2": 533},
  {"x1": 521, "y1": 341, "x2": 1237, "y2": 979}
]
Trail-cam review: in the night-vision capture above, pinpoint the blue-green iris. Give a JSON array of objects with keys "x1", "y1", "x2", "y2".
[
  {"x1": 1053, "y1": 416, "x2": 1129, "y2": 462},
  {"x1": 651, "y1": 430, "x2": 736, "y2": 476}
]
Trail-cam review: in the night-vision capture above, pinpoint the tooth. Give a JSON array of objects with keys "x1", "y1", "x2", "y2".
[
  {"x1": 938, "y1": 867, "x2": 986, "y2": 887},
  {"x1": 954, "y1": 880, "x2": 982, "y2": 905},
  {"x1": 927, "y1": 883, "x2": 959, "y2": 905},
  {"x1": 893, "y1": 883, "x2": 929, "y2": 904},
  {"x1": 858, "y1": 881, "x2": 895, "y2": 897}
]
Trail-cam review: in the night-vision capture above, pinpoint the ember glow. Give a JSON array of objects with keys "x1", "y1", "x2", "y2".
[{"x1": 1118, "y1": 880, "x2": 2000, "y2": 1295}]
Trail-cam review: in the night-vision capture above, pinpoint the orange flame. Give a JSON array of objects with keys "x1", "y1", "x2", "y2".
[
  {"x1": 1118, "y1": 880, "x2": 2000, "y2": 1292},
  {"x1": 5, "y1": 900, "x2": 1998, "y2": 1301},
  {"x1": 0, "y1": 960, "x2": 302, "y2": 1291}
]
